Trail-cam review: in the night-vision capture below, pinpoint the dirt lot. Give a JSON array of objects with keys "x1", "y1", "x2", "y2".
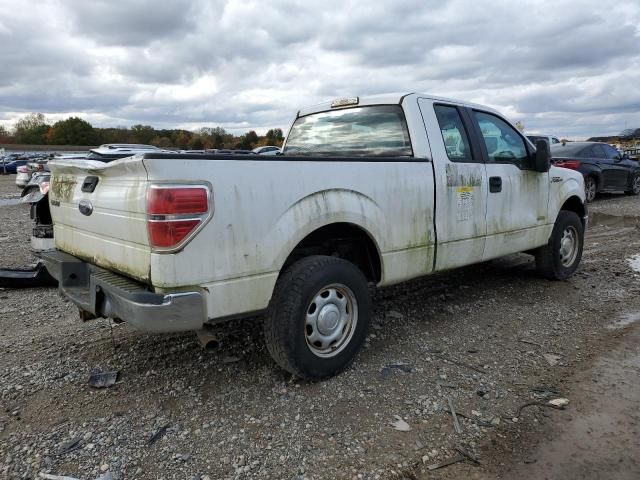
[{"x1": 1, "y1": 174, "x2": 639, "y2": 480}]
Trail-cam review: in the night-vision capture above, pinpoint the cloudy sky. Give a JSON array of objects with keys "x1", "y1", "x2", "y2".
[{"x1": 0, "y1": 0, "x2": 639, "y2": 139}]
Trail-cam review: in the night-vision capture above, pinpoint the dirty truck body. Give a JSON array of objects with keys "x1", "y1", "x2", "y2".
[{"x1": 42, "y1": 93, "x2": 586, "y2": 379}]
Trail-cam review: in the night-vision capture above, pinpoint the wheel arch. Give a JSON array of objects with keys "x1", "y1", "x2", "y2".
[
  {"x1": 279, "y1": 222, "x2": 383, "y2": 284},
  {"x1": 560, "y1": 195, "x2": 587, "y2": 228}
]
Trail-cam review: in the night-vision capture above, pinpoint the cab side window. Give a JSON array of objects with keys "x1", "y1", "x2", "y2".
[
  {"x1": 474, "y1": 111, "x2": 528, "y2": 167},
  {"x1": 602, "y1": 144, "x2": 620, "y2": 159},
  {"x1": 552, "y1": 137, "x2": 560, "y2": 144},
  {"x1": 591, "y1": 144, "x2": 607, "y2": 158},
  {"x1": 434, "y1": 105, "x2": 474, "y2": 163}
]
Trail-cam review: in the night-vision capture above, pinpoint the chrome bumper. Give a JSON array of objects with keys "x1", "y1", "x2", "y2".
[{"x1": 41, "y1": 250, "x2": 205, "y2": 333}]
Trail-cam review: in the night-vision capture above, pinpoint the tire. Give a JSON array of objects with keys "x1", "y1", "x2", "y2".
[
  {"x1": 535, "y1": 210, "x2": 584, "y2": 280},
  {"x1": 264, "y1": 255, "x2": 371, "y2": 380},
  {"x1": 584, "y1": 176, "x2": 597, "y2": 202},
  {"x1": 624, "y1": 175, "x2": 640, "y2": 196}
]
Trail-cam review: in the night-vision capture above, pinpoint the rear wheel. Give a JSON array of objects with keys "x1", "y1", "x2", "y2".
[
  {"x1": 584, "y1": 176, "x2": 597, "y2": 202},
  {"x1": 625, "y1": 175, "x2": 640, "y2": 195},
  {"x1": 535, "y1": 210, "x2": 584, "y2": 280},
  {"x1": 264, "y1": 255, "x2": 371, "y2": 380}
]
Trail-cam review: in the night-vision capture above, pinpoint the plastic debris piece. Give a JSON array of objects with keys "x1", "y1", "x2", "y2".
[
  {"x1": 548, "y1": 398, "x2": 569, "y2": 407},
  {"x1": 390, "y1": 415, "x2": 411, "y2": 432},
  {"x1": 39, "y1": 474, "x2": 81, "y2": 480},
  {"x1": 148, "y1": 424, "x2": 170, "y2": 445},
  {"x1": 543, "y1": 353, "x2": 561, "y2": 366},
  {"x1": 88, "y1": 371, "x2": 119, "y2": 389}
]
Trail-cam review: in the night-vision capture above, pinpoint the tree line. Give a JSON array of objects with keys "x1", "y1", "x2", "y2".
[{"x1": 0, "y1": 113, "x2": 285, "y2": 150}]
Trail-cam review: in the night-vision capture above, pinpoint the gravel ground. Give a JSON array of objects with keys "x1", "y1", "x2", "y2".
[{"x1": 1, "y1": 174, "x2": 639, "y2": 480}]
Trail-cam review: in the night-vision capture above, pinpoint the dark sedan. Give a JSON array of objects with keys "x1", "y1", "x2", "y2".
[
  {"x1": 551, "y1": 142, "x2": 640, "y2": 202},
  {"x1": 0, "y1": 159, "x2": 29, "y2": 174}
]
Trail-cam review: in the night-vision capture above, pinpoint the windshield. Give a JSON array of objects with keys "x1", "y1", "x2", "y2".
[{"x1": 283, "y1": 105, "x2": 413, "y2": 157}]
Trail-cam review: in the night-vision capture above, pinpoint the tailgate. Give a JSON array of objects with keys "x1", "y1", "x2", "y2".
[{"x1": 48, "y1": 156, "x2": 151, "y2": 283}]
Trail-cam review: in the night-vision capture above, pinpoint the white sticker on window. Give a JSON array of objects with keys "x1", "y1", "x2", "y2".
[{"x1": 456, "y1": 187, "x2": 473, "y2": 222}]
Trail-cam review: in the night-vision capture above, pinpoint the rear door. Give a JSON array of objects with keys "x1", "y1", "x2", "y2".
[
  {"x1": 418, "y1": 99, "x2": 488, "y2": 270},
  {"x1": 468, "y1": 109, "x2": 550, "y2": 260}
]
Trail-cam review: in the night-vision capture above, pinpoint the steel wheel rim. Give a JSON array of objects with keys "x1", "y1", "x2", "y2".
[
  {"x1": 633, "y1": 177, "x2": 640, "y2": 194},
  {"x1": 559, "y1": 226, "x2": 579, "y2": 267},
  {"x1": 305, "y1": 283, "x2": 358, "y2": 358},
  {"x1": 585, "y1": 178, "x2": 596, "y2": 201}
]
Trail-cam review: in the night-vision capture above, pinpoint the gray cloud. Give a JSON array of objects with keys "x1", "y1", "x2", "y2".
[{"x1": 0, "y1": 0, "x2": 638, "y2": 137}]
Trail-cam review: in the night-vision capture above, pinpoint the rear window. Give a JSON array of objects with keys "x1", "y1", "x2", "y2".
[
  {"x1": 550, "y1": 143, "x2": 589, "y2": 157},
  {"x1": 283, "y1": 105, "x2": 413, "y2": 157}
]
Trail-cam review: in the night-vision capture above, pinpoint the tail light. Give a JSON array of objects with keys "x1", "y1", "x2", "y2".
[
  {"x1": 39, "y1": 181, "x2": 50, "y2": 195},
  {"x1": 147, "y1": 185, "x2": 211, "y2": 251},
  {"x1": 554, "y1": 160, "x2": 581, "y2": 170},
  {"x1": 17, "y1": 166, "x2": 28, "y2": 173}
]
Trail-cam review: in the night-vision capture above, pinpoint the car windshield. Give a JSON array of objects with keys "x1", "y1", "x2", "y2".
[{"x1": 283, "y1": 105, "x2": 413, "y2": 157}]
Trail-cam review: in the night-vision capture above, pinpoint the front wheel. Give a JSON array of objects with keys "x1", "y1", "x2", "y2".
[
  {"x1": 264, "y1": 255, "x2": 371, "y2": 380},
  {"x1": 535, "y1": 211, "x2": 584, "y2": 280},
  {"x1": 625, "y1": 175, "x2": 640, "y2": 196}
]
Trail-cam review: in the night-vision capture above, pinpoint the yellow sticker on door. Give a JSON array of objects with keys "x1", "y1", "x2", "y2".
[{"x1": 456, "y1": 186, "x2": 473, "y2": 221}]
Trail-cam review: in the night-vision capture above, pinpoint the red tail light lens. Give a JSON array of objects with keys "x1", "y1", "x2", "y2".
[
  {"x1": 555, "y1": 160, "x2": 581, "y2": 170},
  {"x1": 148, "y1": 220, "x2": 201, "y2": 248},
  {"x1": 148, "y1": 187, "x2": 208, "y2": 215},
  {"x1": 17, "y1": 166, "x2": 28, "y2": 173},
  {"x1": 147, "y1": 185, "x2": 210, "y2": 250}
]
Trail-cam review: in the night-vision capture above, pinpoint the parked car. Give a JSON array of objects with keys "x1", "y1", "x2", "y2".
[
  {"x1": 527, "y1": 134, "x2": 561, "y2": 146},
  {"x1": 41, "y1": 93, "x2": 586, "y2": 380},
  {"x1": 15, "y1": 165, "x2": 31, "y2": 188},
  {"x1": 1, "y1": 159, "x2": 29, "y2": 174},
  {"x1": 16, "y1": 159, "x2": 50, "y2": 189},
  {"x1": 252, "y1": 145, "x2": 281, "y2": 155},
  {"x1": 551, "y1": 141, "x2": 640, "y2": 202}
]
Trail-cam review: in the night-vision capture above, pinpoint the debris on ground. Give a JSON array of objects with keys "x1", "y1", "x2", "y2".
[
  {"x1": 88, "y1": 370, "x2": 119, "y2": 389},
  {"x1": 147, "y1": 424, "x2": 171, "y2": 446},
  {"x1": 381, "y1": 361, "x2": 414, "y2": 377},
  {"x1": 543, "y1": 353, "x2": 562, "y2": 366},
  {"x1": 0, "y1": 261, "x2": 57, "y2": 288},
  {"x1": 426, "y1": 455, "x2": 466, "y2": 470},
  {"x1": 448, "y1": 397, "x2": 462, "y2": 434},
  {"x1": 221, "y1": 355, "x2": 242, "y2": 364},
  {"x1": 390, "y1": 416, "x2": 411, "y2": 432},
  {"x1": 38, "y1": 473, "x2": 81, "y2": 480},
  {"x1": 58, "y1": 436, "x2": 83, "y2": 455},
  {"x1": 548, "y1": 398, "x2": 570, "y2": 408}
]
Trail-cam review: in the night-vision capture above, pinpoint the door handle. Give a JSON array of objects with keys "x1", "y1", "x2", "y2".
[{"x1": 489, "y1": 176, "x2": 502, "y2": 193}]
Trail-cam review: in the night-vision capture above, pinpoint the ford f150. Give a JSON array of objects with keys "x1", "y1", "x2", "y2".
[{"x1": 41, "y1": 93, "x2": 587, "y2": 380}]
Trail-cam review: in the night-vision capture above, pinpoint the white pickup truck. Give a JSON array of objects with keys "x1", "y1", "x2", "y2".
[{"x1": 42, "y1": 93, "x2": 586, "y2": 380}]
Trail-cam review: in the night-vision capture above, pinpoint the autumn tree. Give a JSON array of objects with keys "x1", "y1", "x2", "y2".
[
  {"x1": 265, "y1": 128, "x2": 284, "y2": 145},
  {"x1": 14, "y1": 113, "x2": 50, "y2": 144},
  {"x1": 0, "y1": 125, "x2": 12, "y2": 143},
  {"x1": 131, "y1": 124, "x2": 156, "y2": 144},
  {"x1": 47, "y1": 117, "x2": 98, "y2": 145},
  {"x1": 151, "y1": 136, "x2": 173, "y2": 148},
  {"x1": 236, "y1": 130, "x2": 259, "y2": 150},
  {"x1": 188, "y1": 135, "x2": 204, "y2": 150}
]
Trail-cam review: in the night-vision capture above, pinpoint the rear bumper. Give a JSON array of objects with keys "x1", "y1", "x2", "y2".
[{"x1": 41, "y1": 250, "x2": 205, "y2": 333}]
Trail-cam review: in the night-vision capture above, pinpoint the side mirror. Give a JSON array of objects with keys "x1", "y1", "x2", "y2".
[{"x1": 534, "y1": 139, "x2": 551, "y2": 172}]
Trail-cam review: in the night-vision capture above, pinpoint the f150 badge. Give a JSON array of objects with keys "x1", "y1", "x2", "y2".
[{"x1": 78, "y1": 199, "x2": 93, "y2": 216}]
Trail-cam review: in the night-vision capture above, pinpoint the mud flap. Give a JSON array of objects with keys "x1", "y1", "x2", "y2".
[{"x1": 0, "y1": 261, "x2": 58, "y2": 288}]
